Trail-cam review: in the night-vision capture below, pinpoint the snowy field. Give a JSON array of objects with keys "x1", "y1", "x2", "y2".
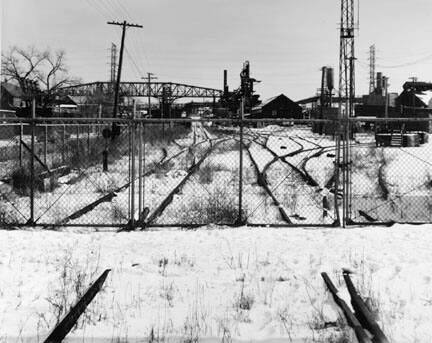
[
  {"x1": 1, "y1": 125, "x2": 432, "y2": 342},
  {"x1": 1, "y1": 224, "x2": 432, "y2": 342}
]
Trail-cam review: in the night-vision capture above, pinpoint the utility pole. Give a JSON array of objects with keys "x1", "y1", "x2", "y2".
[
  {"x1": 142, "y1": 73, "x2": 157, "y2": 117},
  {"x1": 107, "y1": 21, "x2": 143, "y2": 118}
]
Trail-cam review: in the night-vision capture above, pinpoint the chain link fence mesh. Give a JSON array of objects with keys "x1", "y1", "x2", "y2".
[
  {"x1": 242, "y1": 123, "x2": 337, "y2": 225},
  {"x1": 350, "y1": 121, "x2": 432, "y2": 223},
  {"x1": 1, "y1": 117, "x2": 432, "y2": 228},
  {"x1": 143, "y1": 121, "x2": 241, "y2": 226}
]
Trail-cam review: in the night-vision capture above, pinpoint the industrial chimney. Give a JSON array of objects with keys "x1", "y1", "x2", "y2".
[
  {"x1": 223, "y1": 69, "x2": 228, "y2": 95},
  {"x1": 376, "y1": 72, "x2": 383, "y2": 95},
  {"x1": 326, "y1": 68, "x2": 334, "y2": 91}
]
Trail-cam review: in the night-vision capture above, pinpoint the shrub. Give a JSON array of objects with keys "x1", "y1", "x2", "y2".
[
  {"x1": 197, "y1": 163, "x2": 214, "y2": 184},
  {"x1": 94, "y1": 175, "x2": 121, "y2": 194},
  {"x1": 144, "y1": 124, "x2": 190, "y2": 146},
  {"x1": 182, "y1": 187, "x2": 244, "y2": 225},
  {"x1": 111, "y1": 203, "x2": 129, "y2": 224},
  {"x1": 196, "y1": 162, "x2": 228, "y2": 184},
  {"x1": 0, "y1": 201, "x2": 19, "y2": 225},
  {"x1": 11, "y1": 166, "x2": 32, "y2": 195},
  {"x1": 44, "y1": 249, "x2": 103, "y2": 330}
]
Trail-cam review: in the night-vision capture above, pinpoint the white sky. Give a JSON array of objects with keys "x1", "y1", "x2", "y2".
[{"x1": 2, "y1": 0, "x2": 432, "y2": 101}]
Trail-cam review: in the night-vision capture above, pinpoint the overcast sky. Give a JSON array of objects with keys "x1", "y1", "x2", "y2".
[{"x1": 2, "y1": 0, "x2": 432, "y2": 101}]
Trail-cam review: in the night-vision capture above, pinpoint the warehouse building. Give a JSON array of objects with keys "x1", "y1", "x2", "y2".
[{"x1": 250, "y1": 94, "x2": 302, "y2": 119}]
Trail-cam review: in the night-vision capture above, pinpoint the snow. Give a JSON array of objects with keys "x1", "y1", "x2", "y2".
[
  {"x1": 1, "y1": 225, "x2": 432, "y2": 342},
  {"x1": 2, "y1": 124, "x2": 432, "y2": 341}
]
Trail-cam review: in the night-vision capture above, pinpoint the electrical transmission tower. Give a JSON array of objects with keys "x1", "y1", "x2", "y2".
[
  {"x1": 335, "y1": 0, "x2": 357, "y2": 226},
  {"x1": 369, "y1": 44, "x2": 376, "y2": 94}
]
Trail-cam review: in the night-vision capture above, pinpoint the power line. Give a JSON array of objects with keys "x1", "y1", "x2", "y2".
[
  {"x1": 97, "y1": 0, "x2": 118, "y2": 19},
  {"x1": 103, "y1": 0, "x2": 150, "y2": 72},
  {"x1": 376, "y1": 53, "x2": 432, "y2": 69},
  {"x1": 124, "y1": 47, "x2": 145, "y2": 78},
  {"x1": 84, "y1": 0, "x2": 110, "y2": 20}
]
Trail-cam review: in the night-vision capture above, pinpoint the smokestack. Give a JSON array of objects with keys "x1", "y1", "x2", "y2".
[
  {"x1": 320, "y1": 67, "x2": 327, "y2": 98},
  {"x1": 376, "y1": 72, "x2": 383, "y2": 95},
  {"x1": 223, "y1": 69, "x2": 228, "y2": 94},
  {"x1": 326, "y1": 68, "x2": 334, "y2": 91}
]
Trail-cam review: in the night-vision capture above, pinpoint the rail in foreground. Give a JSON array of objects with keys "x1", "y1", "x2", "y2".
[
  {"x1": 43, "y1": 269, "x2": 111, "y2": 343},
  {"x1": 321, "y1": 271, "x2": 389, "y2": 343}
]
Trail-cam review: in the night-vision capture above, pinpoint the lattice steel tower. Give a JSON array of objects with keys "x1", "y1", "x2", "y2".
[
  {"x1": 339, "y1": 0, "x2": 356, "y2": 118},
  {"x1": 369, "y1": 45, "x2": 376, "y2": 94},
  {"x1": 336, "y1": 0, "x2": 357, "y2": 226}
]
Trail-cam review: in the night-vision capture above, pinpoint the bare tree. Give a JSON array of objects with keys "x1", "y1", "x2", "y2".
[
  {"x1": 1, "y1": 46, "x2": 47, "y2": 95},
  {"x1": 36, "y1": 50, "x2": 79, "y2": 104},
  {"x1": 1, "y1": 46, "x2": 79, "y2": 106}
]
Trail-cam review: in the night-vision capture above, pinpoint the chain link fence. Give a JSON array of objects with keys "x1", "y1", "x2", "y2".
[
  {"x1": 1, "y1": 117, "x2": 431, "y2": 228},
  {"x1": 351, "y1": 118, "x2": 432, "y2": 224}
]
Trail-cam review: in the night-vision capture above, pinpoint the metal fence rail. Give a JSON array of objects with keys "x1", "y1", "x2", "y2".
[{"x1": 1, "y1": 116, "x2": 432, "y2": 228}]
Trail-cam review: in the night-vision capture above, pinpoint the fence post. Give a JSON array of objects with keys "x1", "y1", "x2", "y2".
[
  {"x1": 19, "y1": 123, "x2": 23, "y2": 167},
  {"x1": 87, "y1": 124, "x2": 91, "y2": 155},
  {"x1": 130, "y1": 103, "x2": 136, "y2": 227},
  {"x1": 76, "y1": 125, "x2": 79, "y2": 152},
  {"x1": 98, "y1": 104, "x2": 102, "y2": 135},
  {"x1": 142, "y1": 122, "x2": 146, "y2": 215},
  {"x1": 238, "y1": 97, "x2": 244, "y2": 225},
  {"x1": 44, "y1": 124, "x2": 48, "y2": 166},
  {"x1": 62, "y1": 124, "x2": 66, "y2": 164},
  {"x1": 29, "y1": 99, "x2": 36, "y2": 225},
  {"x1": 346, "y1": 116, "x2": 352, "y2": 224},
  {"x1": 138, "y1": 122, "x2": 143, "y2": 216},
  {"x1": 334, "y1": 119, "x2": 342, "y2": 227}
]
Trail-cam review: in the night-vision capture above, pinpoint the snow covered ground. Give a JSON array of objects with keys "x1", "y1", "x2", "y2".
[
  {"x1": 1, "y1": 224, "x2": 432, "y2": 342},
  {"x1": 2, "y1": 125, "x2": 432, "y2": 342}
]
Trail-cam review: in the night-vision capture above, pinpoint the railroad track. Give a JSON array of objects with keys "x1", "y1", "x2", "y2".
[
  {"x1": 246, "y1": 131, "x2": 324, "y2": 189},
  {"x1": 321, "y1": 271, "x2": 389, "y2": 343},
  {"x1": 245, "y1": 144, "x2": 292, "y2": 224},
  {"x1": 244, "y1": 131, "x2": 339, "y2": 224},
  {"x1": 140, "y1": 125, "x2": 233, "y2": 228},
  {"x1": 143, "y1": 138, "x2": 227, "y2": 227},
  {"x1": 28, "y1": 124, "x2": 379, "y2": 228},
  {"x1": 42, "y1": 125, "x2": 220, "y2": 229}
]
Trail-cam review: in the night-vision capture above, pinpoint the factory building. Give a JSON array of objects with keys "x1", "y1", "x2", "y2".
[
  {"x1": 250, "y1": 94, "x2": 302, "y2": 119},
  {"x1": 393, "y1": 81, "x2": 432, "y2": 133},
  {"x1": 355, "y1": 72, "x2": 398, "y2": 118}
]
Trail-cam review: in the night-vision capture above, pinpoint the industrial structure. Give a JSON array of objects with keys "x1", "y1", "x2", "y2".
[
  {"x1": 56, "y1": 81, "x2": 223, "y2": 118},
  {"x1": 249, "y1": 94, "x2": 302, "y2": 125},
  {"x1": 219, "y1": 61, "x2": 261, "y2": 117}
]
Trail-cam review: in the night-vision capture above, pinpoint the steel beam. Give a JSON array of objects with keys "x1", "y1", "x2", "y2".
[{"x1": 57, "y1": 82, "x2": 223, "y2": 99}]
